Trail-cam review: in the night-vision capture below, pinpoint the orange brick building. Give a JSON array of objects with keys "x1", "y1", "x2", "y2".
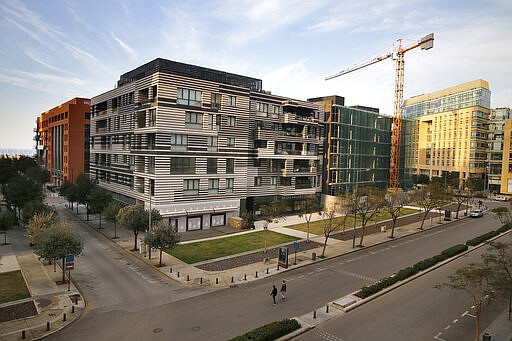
[{"x1": 35, "y1": 98, "x2": 91, "y2": 185}]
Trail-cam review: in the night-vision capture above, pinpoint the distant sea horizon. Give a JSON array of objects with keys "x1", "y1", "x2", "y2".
[{"x1": 0, "y1": 148, "x2": 35, "y2": 156}]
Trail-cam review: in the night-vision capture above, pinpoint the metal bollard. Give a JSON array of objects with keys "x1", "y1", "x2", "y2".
[
  {"x1": 72, "y1": 305, "x2": 75, "y2": 313},
  {"x1": 200, "y1": 277, "x2": 203, "y2": 284},
  {"x1": 169, "y1": 267, "x2": 172, "y2": 273},
  {"x1": 313, "y1": 310, "x2": 317, "y2": 319},
  {"x1": 216, "y1": 277, "x2": 219, "y2": 285},
  {"x1": 187, "y1": 275, "x2": 190, "y2": 281},
  {"x1": 177, "y1": 271, "x2": 180, "y2": 278},
  {"x1": 63, "y1": 313, "x2": 67, "y2": 322},
  {"x1": 47, "y1": 321, "x2": 50, "y2": 331},
  {"x1": 231, "y1": 276, "x2": 234, "y2": 283},
  {"x1": 266, "y1": 268, "x2": 269, "y2": 274},
  {"x1": 326, "y1": 305, "x2": 329, "y2": 313},
  {"x1": 255, "y1": 271, "x2": 258, "y2": 278},
  {"x1": 244, "y1": 274, "x2": 247, "y2": 281}
]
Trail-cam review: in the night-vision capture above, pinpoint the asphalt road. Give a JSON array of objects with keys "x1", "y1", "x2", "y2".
[
  {"x1": 49, "y1": 206, "x2": 504, "y2": 340},
  {"x1": 295, "y1": 233, "x2": 512, "y2": 341}
]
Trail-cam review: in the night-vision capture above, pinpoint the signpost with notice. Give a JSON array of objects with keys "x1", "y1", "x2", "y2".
[
  {"x1": 65, "y1": 254, "x2": 75, "y2": 291},
  {"x1": 278, "y1": 247, "x2": 289, "y2": 269}
]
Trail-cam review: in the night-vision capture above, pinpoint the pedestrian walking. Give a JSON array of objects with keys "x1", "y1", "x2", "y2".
[
  {"x1": 280, "y1": 280, "x2": 287, "y2": 300},
  {"x1": 270, "y1": 285, "x2": 277, "y2": 305}
]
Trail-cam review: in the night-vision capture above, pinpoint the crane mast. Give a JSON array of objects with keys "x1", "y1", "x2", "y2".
[{"x1": 326, "y1": 33, "x2": 434, "y2": 189}]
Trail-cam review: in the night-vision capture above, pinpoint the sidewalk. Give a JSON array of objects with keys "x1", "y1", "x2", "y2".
[
  {"x1": 481, "y1": 309, "x2": 512, "y2": 341},
  {"x1": 0, "y1": 228, "x2": 84, "y2": 341}
]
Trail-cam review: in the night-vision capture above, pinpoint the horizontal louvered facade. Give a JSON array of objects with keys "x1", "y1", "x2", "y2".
[{"x1": 90, "y1": 58, "x2": 322, "y2": 232}]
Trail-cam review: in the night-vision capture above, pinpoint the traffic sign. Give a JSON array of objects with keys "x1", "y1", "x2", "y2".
[{"x1": 65, "y1": 254, "x2": 74, "y2": 270}]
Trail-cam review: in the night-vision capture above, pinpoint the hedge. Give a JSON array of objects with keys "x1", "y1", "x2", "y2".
[
  {"x1": 466, "y1": 230, "x2": 500, "y2": 246},
  {"x1": 228, "y1": 319, "x2": 301, "y2": 341},
  {"x1": 357, "y1": 244, "x2": 468, "y2": 299}
]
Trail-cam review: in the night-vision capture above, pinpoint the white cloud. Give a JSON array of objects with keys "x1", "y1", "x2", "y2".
[{"x1": 110, "y1": 31, "x2": 137, "y2": 60}]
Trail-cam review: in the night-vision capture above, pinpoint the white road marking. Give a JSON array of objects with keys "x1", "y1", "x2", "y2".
[
  {"x1": 462, "y1": 311, "x2": 476, "y2": 318},
  {"x1": 453, "y1": 319, "x2": 458, "y2": 324},
  {"x1": 444, "y1": 325, "x2": 450, "y2": 330},
  {"x1": 434, "y1": 332, "x2": 447, "y2": 341},
  {"x1": 471, "y1": 305, "x2": 475, "y2": 309}
]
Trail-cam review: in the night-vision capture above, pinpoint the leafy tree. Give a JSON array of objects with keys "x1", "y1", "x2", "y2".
[
  {"x1": 14, "y1": 156, "x2": 37, "y2": 174},
  {"x1": 21, "y1": 200, "x2": 55, "y2": 226},
  {"x1": 435, "y1": 262, "x2": 495, "y2": 340},
  {"x1": 27, "y1": 211, "x2": 58, "y2": 246},
  {"x1": 297, "y1": 194, "x2": 322, "y2": 243},
  {"x1": 2, "y1": 175, "x2": 43, "y2": 219},
  {"x1": 103, "y1": 201, "x2": 122, "y2": 238},
  {"x1": 60, "y1": 181, "x2": 78, "y2": 211},
  {"x1": 34, "y1": 221, "x2": 83, "y2": 283},
  {"x1": 0, "y1": 157, "x2": 17, "y2": 185},
  {"x1": 260, "y1": 199, "x2": 287, "y2": 261},
  {"x1": 482, "y1": 242, "x2": 512, "y2": 320},
  {"x1": 491, "y1": 207, "x2": 512, "y2": 224},
  {"x1": 240, "y1": 210, "x2": 256, "y2": 230},
  {"x1": 318, "y1": 203, "x2": 347, "y2": 257},
  {"x1": 411, "y1": 182, "x2": 445, "y2": 230},
  {"x1": 0, "y1": 208, "x2": 16, "y2": 245},
  {"x1": 144, "y1": 220, "x2": 180, "y2": 266},
  {"x1": 87, "y1": 186, "x2": 112, "y2": 228},
  {"x1": 383, "y1": 191, "x2": 409, "y2": 238},
  {"x1": 25, "y1": 167, "x2": 50, "y2": 185},
  {"x1": 348, "y1": 187, "x2": 386, "y2": 247},
  {"x1": 117, "y1": 205, "x2": 161, "y2": 251},
  {"x1": 75, "y1": 173, "x2": 95, "y2": 220}
]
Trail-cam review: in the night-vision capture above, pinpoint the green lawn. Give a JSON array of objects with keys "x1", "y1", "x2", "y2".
[
  {"x1": 285, "y1": 208, "x2": 419, "y2": 235},
  {"x1": 0, "y1": 271, "x2": 30, "y2": 304},
  {"x1": 167, "y1": 230, "x2": 296, "y2": 264}
]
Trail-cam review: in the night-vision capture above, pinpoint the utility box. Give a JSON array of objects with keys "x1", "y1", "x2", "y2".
[
  {"x1": 312, "y1": 252, "x2": 317, "y2": 261},
  {"x1": 381, "y1": 226, "x2": 387, "y2": 232}
]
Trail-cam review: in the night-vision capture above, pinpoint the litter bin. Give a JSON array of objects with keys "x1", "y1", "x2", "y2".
[
  {"x1": 312, "y1": 252, "x2": 316, "y2": 261},
  {"x1": 381, "y1": 226, "x2": 387, "y2": 232},
  {"x1": 482, "y1": 332, "x2": 491, "y2": 341}
]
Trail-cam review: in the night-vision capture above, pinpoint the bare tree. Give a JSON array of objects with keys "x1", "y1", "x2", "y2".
[
  {"x1": 297, "y1": 194, "x2": 322, "y2": 243},
  {"x1": 412, "y1": 182, "x2": 445, "y2": 230},
  {"x1": 383, "y1": 191, "x2": 409, "y2": 238},
  {"x1": 318, "y1": 203, "x2": 347, "y2": 257},
  {"x1": 451, "y1": 187, "x2": 468, "y2": 219},
  {"x1": 347, "y1": 187, "x2": 386, "y2": 247}
]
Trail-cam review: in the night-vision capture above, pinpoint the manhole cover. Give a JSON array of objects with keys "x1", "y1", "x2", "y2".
[
  {"x1": 191, "y1": 326, "x2": 201, "y2": 332},
  {"x1": 153, "y1": 328, "x2": 163, "y2": 333}
]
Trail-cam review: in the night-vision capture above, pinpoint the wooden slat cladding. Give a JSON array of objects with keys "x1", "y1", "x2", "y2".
[{"x1": 90, "y1": 62, "x2": 323, "y2": 232}]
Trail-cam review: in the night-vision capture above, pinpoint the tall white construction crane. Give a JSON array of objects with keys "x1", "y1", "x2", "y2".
[{"x1": 326, "y1": 33, "x2": 434, "y2": 189}]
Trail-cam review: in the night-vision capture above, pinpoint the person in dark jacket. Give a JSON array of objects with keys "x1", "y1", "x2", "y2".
[
  {"x1": 270, "y1": 285, "x2": 278, "y2": 305},
  {"x1": 280, "y1": 280, "x2": 287, "y2": 300}
]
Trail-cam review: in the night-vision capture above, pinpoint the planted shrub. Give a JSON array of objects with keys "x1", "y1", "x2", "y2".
[
  {"x1": 229, "y1": 319, "x2": 300, "y2": 341},
  {"x1": 497, "y1": 224, "x2": 512, "y2": 233},
  {"x1": 466, "y1": 230, "x2": 500, "y2": 246},
  {"x1": 441, "y1": 244, "x2": 468, "y2": 258}
]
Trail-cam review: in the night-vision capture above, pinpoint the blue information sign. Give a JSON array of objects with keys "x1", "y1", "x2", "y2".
[
  {"x1": 293, "y1": 241, "x2": 299, "y2": 250},
  {"x1": 65, "y1": 254, "x2": 74, "y2": 270}
]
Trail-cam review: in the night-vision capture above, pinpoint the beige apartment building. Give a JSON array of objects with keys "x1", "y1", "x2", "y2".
[
  {"x1": 403, "y1": 79, "x2": 491, "y2": 187},
  {"x1": 500, "y1": 119, "x2": 512, "y2": 194}
]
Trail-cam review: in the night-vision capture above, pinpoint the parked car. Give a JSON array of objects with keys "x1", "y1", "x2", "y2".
[
  {"x1": 494, "y1": 196, "x2": 509, "y2": 202},
  {"x1": 469, "y1": 209, "x2": 484, "y2": 218}
]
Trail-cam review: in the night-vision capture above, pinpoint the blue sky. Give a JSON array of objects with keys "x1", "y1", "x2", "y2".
[{"x1": 1, "y1": 0, "x2": 511, "y2": 149}]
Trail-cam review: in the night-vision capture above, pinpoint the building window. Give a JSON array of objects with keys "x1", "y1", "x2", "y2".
[
  {"x1": 270, "y1": 176, "x2": 277, "y2": 188},
  {"x1": 148, "y1": 156, "x2": 155, "y2": 174},
  {"x1": 208, "y1": 114, "x2": 214, "y2": 131},
  {"x1": 228, "y1": 95, "x2": 236, "y2": 106},
  {"x1": 208, "y1": 179, "x2": 219, "y2": 194},
  {"x1": 185, "y1": 112, "x2": 203, "y2": 128},
  {"x1": 271, "y1": 105, "x2": 279, "y2": 118},
  {"x1": 171, "y1": 157, "x2": 195, "y2": 174},
  {"x1": 226, "y1": 137, "x2": 235, "y2": 147},
  {"x1": 207, "y1": 158, "x2": 218, "y2": 174},
  {"x1": 171, "y1": 134, "x2": 187, "y2": 151},
  {"x1": 147, "y1": 133, "x2": 156, "y2": 149},
  {"x1": 256, "y1": 102, "x2": 269, "y2": 117},
  {"x1": 207, "y1": 136, "x2": 218, "y2": 151},
  {"x1": 226, "y1": 178, "x2": 234, "y2": 193},
  {"x1": 177, "y1": 88, "x2": 202, "y2": 107},
  {"x1": 148, "y1": 109, "x2": 156, "y2": 127},
  {"x1": 211, "y1": 93, "x2": 222, "y2": 110},
  {"x1": 226, "y1": 116, "x2": 236, "y2": 127},
  {"x1": 183, "y1": 179, "x2": 200, "y2": 195},
  {"x1": 135, "y1": 111, "x2": 146, "y2": 128},
  {"x1": 254, "y1": 176, "x2": 262, "y2": 186},
  {"x1": 226, "y1": 158, "x2": 234, "y2": 174}
]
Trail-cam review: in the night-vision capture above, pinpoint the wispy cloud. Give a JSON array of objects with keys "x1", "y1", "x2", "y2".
[
  {"x1": 110, "y1": 31, "x2": 137, "y2": 60},
  {"x1": 25, "y1": 50, "x2": 64, "y2": 73}
]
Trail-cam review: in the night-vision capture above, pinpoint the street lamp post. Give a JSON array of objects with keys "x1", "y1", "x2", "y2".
[{"x1": 352, "y1": 168, "x2": 370, "y2": 248}]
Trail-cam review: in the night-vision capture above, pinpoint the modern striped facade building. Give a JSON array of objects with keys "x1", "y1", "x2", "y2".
[
  {"x1": 90, "y1": 59, "x2": 322, "y2": 232},
  {"x1": 35, "y1": 97, "x2": 91, "y2": 185}
]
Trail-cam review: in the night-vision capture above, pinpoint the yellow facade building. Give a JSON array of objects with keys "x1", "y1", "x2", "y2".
[
  {"x1": 403, "y1": 79, "x2": 491, "y2": 187},
  {"x1": 500, "y1": 119, "x2": 512, "y2": 194}
]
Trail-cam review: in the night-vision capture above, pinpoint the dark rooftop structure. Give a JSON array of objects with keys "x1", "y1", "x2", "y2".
[{"x1": 118, "y1": 58, "x2": 263, "y2": 91}]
